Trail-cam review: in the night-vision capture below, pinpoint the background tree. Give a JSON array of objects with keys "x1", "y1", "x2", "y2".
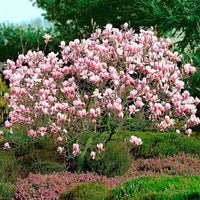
[{"x1": 0, "y1": 20, "x2": 58, "y2": 62}]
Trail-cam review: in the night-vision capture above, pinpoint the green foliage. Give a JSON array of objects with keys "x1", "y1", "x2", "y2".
[
  {"x1": 109, "y1": 176, "x2": 200, "y2": 200},
  {"x1": 59, "y1": 181, "x2": 109, "y2": 200},
  {"x1": 84, "y1": 140, "x2": 131, "y2": 177},
  {"x1": 0, "y1": 182, "x2": 15, "y2": 200},
  {"x1": 29, "y1": 160, "x2": 66, "y2": 174},
  {"x1": 1, "y1": 128, "x2": 65, "y2": 177},
  {"x1": 115, "y1": 131, "x2": 200, "y2": 159},
  {"x1": 31, "y1": 0, "x2": 199, "y2": 51},
  {"x1": 0, "y1": 150, "x2": 21, "y2": 183},
  {"x1": 0, "y1": 74, "x2": 10, "y2": 125},
  {"x1": 0, "y1": 23, "x2": 59, "y2": 62}
]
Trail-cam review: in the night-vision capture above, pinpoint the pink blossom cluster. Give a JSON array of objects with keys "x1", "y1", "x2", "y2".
[{"x1": 3, "y1": 23, "x2": 200, "y2": 155}]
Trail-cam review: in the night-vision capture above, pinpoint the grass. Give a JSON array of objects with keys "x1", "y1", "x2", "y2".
[{"x1": 109, "y1": 175, "x2": 200, "y2": 200}]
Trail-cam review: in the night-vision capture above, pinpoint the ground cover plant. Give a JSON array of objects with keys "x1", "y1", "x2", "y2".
[{"x1": 13, "y1": 153, "x2": 200, "y2": 199}]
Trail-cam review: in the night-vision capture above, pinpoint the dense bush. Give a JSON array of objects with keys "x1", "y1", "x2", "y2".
[
  {"x1": 109, "y1": 175, "x2": 200, "y2": 200},
  {"x1": 83, "y1": 140, "x2": 131, "y2": 177},
  {"x1": 114, "y1": 131, "x2": 200, "y2": 159},
  {"x1": 29, "y1": 160, "x2": 66, "y2": 174},
  {"x1": 0, "y1": 182, "x2": 15, "y2": 200},
  {"x1": 60, "y1": 181, "x2": 109, "y2": 200},
  {"x1": 0, "y1": 150, "x2": 21, "y2": 183}
]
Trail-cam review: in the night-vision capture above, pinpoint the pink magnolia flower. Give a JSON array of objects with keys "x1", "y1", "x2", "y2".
[
  {"x1": 84, "y1": 95, "x2": 89, "y2": 101},
  {"x1": 90, "y1": 151, "x2": 96, "y2": 159},
  {"x1": 38, "y1": 127, "x2": 47, "y2": 136},
  {"x1": 118, "y1": 112, "x2": 124, "y2": 119},
  {"x1": 186, "y1": 129, "x2": 192, "y2": 137},
  {"x1": 176, "y1": 129, "x2": 180, "y2": 134},
  {"x1": 124, "y1": 22, "x2": 128, "y2": 29},
  {"x1": 103, "y1": 88, "x2": 113, "y2": 97},
  {"x1": 107, "y1": 103, "x2": 113, "y2": 110},
  {"x1": 130, "y1": 136, "x2": 143, "y2": 145},
  {"x1": 190, "y1": 66, "x2": 196, "y2": 74},
  {"x1": 89, "y1": 109, "x2": 96, "y2": 118},
  {"x1": 195, "y1": 97, "x2": 200, "y2": 105},
  {"x1": 130, "y1": 90, "x2": 137, "y2": 98},
  {"x1": 92, "y1": 119, "x2": 96, "y2": 125},
  {"x1": 60, "y1": 41, "x2": 66, "y2": 49},
  {"x1": 4, "y1": 142, "x2": 11, "y2": 149},
  {"x1": 73, "y1": 143, "x2": 80, "y2": 155},
  {"x1": 165, "y1": 116, "x2": 170, "y2": 124},
  {"x1": 0, "y1": 131, "x2": 4, "y2": 136},
  {"x1": 97, "y1": 143, "x2": 104, "y2": 151},
  {"x1": 57, "y1": 137, "x2": 63, "y2": 143},
  {"x1": 4, "y1": 93, "x2": 9, "y2": 99},
  {"x1": 43, "y1": 34, "x2": 51, "y2": 43},
  {"x1": 175, "y1": 80, "x2": 184, "y2": 90},
  {"x1": 5, "y1": 121, "x2": 12, "y2": 129},
  {"x1": 165, "y1": 103, "x2": 171, "y2": 110},
  {"x1": 57, "y1": 146, "x2": 64, "y2": 153},
  {"x1": 28, "y1": 129, "x2": 36, "y2": 137}
]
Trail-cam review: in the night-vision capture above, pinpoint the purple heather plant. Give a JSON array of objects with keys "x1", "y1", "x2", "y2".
[{"x1": 14, "y1": 153, "x2": 200, "y2": 199}]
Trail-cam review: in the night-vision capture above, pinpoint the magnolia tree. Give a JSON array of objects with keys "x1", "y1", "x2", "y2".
[{"x1": 2, "y1": 23, "x2": 200, "y2": 159}]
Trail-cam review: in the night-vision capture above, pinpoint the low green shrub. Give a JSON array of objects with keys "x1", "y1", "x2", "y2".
[
  {"x1": 114, "y1": 131, "x2": 200, "y2": 159},
  {"x1": 0, "y1": 182, "x2": 15, "y2": 200},
  {"x1": 59, "y1": 181, "x2": 109, "y2": 200},
  {"x1": 29, "y1": 160, "x2": 66, "y2": 174},
  {"x1": 0, "y1": 150, "x2": 21, "y2": 183},
  {"x1": 84, "y1": 140, "x2": 131, "y2": 177},
  {"x1": 109, "y1": 175, "x2": 200, "y2": 200}
]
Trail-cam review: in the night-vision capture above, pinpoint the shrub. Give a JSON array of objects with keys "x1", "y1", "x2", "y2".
[
  {"x1": 84, "y1": 140, "x2": 131, "y2": 177},
  {"x1": 109, "y1": 175, "x2": 200, "y2": 200},
  {"x1": 3, "y1": 23, "x2": 200, "y2": 161},
  {"x1": 15, "y1": 171, "x2": 128, "y2": 199},
  {"x1": 0, "y1": 182, "x2": 15, "y2": 200},
  {"x1": 0, "y1": 150, "x2": 21, "y2": 183},
  {"x1": 60, "y1": 181, "x2": 109, "y2": 200},
  {"x1": 29, "y1": 160, "x2": 66, "y2": 174},
  {"x1": 114, "y1": 131, "x2": 200, "y2": 158},
  {"x1": 127, "y1": 153, "x2": 200, "y2": 177}
]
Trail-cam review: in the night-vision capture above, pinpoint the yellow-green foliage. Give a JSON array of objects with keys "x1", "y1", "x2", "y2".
[{"x1": 0, "y1": 74, "x2": 9, "y2": 125}]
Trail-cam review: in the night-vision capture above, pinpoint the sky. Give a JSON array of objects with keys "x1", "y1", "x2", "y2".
[{"x1": 0, "y1": 0, "x2": 45, "y2": 24}]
